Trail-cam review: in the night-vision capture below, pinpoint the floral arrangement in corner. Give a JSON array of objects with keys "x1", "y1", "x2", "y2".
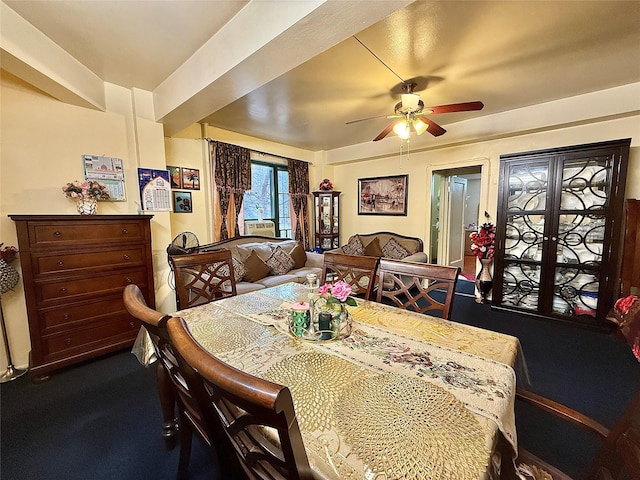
[
  {"x1": 470, "y1": 222, "x2": 496, "y2": 260},
  {"x1": 62, "y1": 180, "x2": 111, "y2": 201},
  {"x1": 318, "y1": 178, "x2": 333, "y2": 191},
  {"x1": 0, "y1": 243, "x2": 18, "y2": 264},
  {"x1": 317, "y1": 280, "x2": 357, "y2": 306}
]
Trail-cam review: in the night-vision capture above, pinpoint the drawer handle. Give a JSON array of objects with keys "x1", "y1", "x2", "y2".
[
  {"x1": 123, "y1": 254, "x2": 131, "y2": 260},
  {"x1": 129, "y1": 322, "x2": 135, "y2": 329},
  {"x1": 63, "y1": 313, "x2": 70, "y2": 320},
  {"x1": 65, "y1": 338, "x2": 72, "y2": 345},
  {"x1": 125, "y1": 278, "x2": 133, "y2": 284},
  {"x1": 58, "y1": 261, "x2": 64, "y2": 267},
  {"x1": 54, "y1": 231, "x2": 62, "y2": 237},
  {"x1": 122, "y1": 228, "x2": 129, "y2": 234},
  {"x1": 59, "y1": 287, "x2": 68, "y2": 294}
]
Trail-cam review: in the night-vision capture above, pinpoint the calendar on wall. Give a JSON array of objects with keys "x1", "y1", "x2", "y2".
[{"x1": 82, "y1": 154, "x2": 126, "y2": 201}]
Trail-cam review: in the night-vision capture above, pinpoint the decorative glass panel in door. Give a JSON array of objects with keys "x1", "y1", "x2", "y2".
[{"x1": 500, "y1": 162, "x2": 548, "y2": 312}]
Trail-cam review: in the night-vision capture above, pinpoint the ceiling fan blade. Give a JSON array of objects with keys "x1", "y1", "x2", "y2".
[
  {"x1": 425, "y1": 101, "x2": 484, "y2": 115},
  {"x1": 418, "y1": 117, "x2": 447, "y2": 137},
  {"x1": 373, "y1": 123, "x2": 395, "y2": 141}
]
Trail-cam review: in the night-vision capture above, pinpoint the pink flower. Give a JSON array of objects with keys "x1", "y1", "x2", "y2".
[
  {"x1": 317, "y1": 284, "x2": 331, "y2": 296},
  {"x1": 330, "y1": 281, "x2": 352, "y2": 302}
]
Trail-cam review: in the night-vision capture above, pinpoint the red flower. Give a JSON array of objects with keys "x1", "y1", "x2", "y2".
[{"x1": 469, "y1": 223, "x2": 496, "y2": 259}]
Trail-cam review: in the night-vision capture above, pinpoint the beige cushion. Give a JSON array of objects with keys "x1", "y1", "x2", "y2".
[
  {"x1": 235, "y1": 242, "x2": 273, "y2": 262},
  {"x1": 343, "y1": 234, "x2": 365, "y2": 256},
  {"x1": 265, "y1": 246, "x2": 295, "y2": 275},
  {"x1": 243, "y1": 250, "x2": 271, "y2": 282},
  {"x1": 364, "y1": 237, "x2": 384, "y2": 257},
  {"x1": 382, "y1": 237, "x2": 411, "y2": 259}
]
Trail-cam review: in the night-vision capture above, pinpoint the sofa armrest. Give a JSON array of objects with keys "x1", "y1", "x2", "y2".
[
  {"x1": 402, "y1": 252, "x2": 428, "y2": 263},
  {"x1": 324, "y1": 247, "x2": 344, "y2": 254},
  {"x1": 305, "y1": 251, "x2": 325, "y2": 268}
]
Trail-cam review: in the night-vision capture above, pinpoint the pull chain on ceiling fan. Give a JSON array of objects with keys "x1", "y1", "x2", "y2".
[{"x1": 348, "y1": 36, "x2": 484, "y2": 142}]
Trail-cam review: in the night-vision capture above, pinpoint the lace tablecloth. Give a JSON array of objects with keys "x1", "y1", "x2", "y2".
[{"x1": 133, "y1": 282, "x2": 521, "y2": 480}]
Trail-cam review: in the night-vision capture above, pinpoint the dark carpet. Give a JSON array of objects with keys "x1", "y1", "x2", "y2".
[{"x1": 2, "y1": 281, "x2": 638, "y2": 479}]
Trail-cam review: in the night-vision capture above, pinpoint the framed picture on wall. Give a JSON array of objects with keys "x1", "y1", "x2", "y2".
[
  {"x1": 182, "y1": 168, "x2": 200, "y2": 190},
  {"x1": 358, "y1": 174, "x2": 408, "y2": 216},
  {"x1": 173, "y1": 191, "x2": 193, "y2": 213},
  {"x1": 167, "y1": 166, "x2": 182, "y2": 189}
]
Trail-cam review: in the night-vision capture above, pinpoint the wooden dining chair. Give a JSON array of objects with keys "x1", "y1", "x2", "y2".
[
  {"x1": 170, "y1": 249, "x2": 237, "y2": 309},
  {"x1": 167, "y1": 315, "x2": 314, "y2": 480},
  {"x1": 123, "y1": 284, "x2": 225, "y2": 480},
  {"x1": 513, "y1": 388, "x2": 640, "y2": 480},
  {"x1": 321, "y1": 252, "x2": 379, "y2": 300},
  {"x1": 375, "y1": 259, "x2": 461, "y2": 319}
]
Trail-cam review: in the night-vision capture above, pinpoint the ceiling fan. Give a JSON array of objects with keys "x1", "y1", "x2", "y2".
[{"x1": 346, "y1": 37, "x2": 484, "y2": 142}]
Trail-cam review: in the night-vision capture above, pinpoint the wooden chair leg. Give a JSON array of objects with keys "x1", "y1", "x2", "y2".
[{"x1": 156, "y1": 362, "x2": 179, "y2": 450}]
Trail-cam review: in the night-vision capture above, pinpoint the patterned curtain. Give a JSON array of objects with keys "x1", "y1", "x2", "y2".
[
  {"x1": 211, "y1": 141, "x2": 251, "y2": 240},
  {"x1": 288, "y1": 158, "x2": 310, "y2": 249}
]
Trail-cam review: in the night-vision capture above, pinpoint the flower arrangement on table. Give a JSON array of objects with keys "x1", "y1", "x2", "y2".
[
  {"x1": 318, "y1": 178, "x2": 333, "y2": 191},
  {"x1": 62, "y1": 180, "x2": 111, "y2": 201},
  {"x1": 469, "y1": 223, "x2": 496, "y2": 260},
  {"x1": 317, "y1": 280, "x2": 357, "y2": 307}
]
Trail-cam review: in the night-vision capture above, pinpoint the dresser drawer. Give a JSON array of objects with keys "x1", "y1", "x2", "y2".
[
  {"x1": 37, "y1": 269, "x2": 147, "y2": 304},
  {"x1": 38, "y1": 296, "x2": 130, "y2": 334},
  {"x1": 33, "y1": 247, "x2": 147, "y2": 276},
  {"x1": 28, "y1": 220, "x2": 146, "y2": 248},
  {"x1": 41, "y1": 316, "x2": 139, "y2": 361}
]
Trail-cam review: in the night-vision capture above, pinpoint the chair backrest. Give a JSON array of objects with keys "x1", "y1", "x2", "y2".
[
  {"x1": 321, "y1": 252, "x2": 379, "y2": 300},
  {"x1": 167, "y1": 316, "x2": 313, "y2": 480},
  {"x1": 170, "y1": 250, "x2": 237, "y2": 309},
  {"x1": 376, "y1": 259, "x2": 461, "y2": 319},
  {"x1": 122, "y1": 284, "x2": 213, "y2": 448}
]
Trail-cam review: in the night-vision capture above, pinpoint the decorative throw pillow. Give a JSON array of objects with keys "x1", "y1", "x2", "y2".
[
  {"x1": 265, "y1": 246, "x2": 295, "y2": 275},
  {"x1": 342, "y1": 234, "x2": 365, "y2": 256},
  {"x1": 364, "y1": 237, "x2": 384, "y2": 257},
  {"x1": 242, "y1": 250, "x2": 271, "y2": 282},
  {"x1": 231, "y1": 256, "x2": 246, "y2": 282},
  {"x1": 382, "y1": 237, "x2": 411, "y2": 260},
  {"x1": 215, "y1": 256, "x2": 246, "y2": 283},
  {"x1": 289, "y1": 242, "x2": 307, "y2": 269}
]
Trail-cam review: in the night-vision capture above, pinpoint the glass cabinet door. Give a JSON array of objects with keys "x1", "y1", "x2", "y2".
[
  {"x1": 501, "y1": 162, "x2": 549, "y2": 312},
  {"x1": 313, "y1": 191, "x2": 340, "y2": 251},
  {"x1": 551, "y1": 156, "x2": 611, "y2": 318}
]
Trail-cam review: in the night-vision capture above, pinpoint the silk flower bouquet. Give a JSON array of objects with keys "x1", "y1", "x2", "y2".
[{"x1": 470, "y1": 223, "x2": 496, "y2": 260}]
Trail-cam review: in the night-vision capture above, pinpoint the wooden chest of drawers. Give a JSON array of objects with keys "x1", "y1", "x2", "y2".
[{"x1": 10, "y1": 215, "x2": 155, "y2": 381}]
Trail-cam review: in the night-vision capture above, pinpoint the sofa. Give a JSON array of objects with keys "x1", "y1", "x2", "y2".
[
  {"x1": 329, "y1": 232, "x2": 427, "y2": 264},
  {"x1": 194, "y1": 235, "x2": 324, "y2": 295}
]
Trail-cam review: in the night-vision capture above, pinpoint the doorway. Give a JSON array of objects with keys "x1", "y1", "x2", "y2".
[{"x1": 430, "y1": 166, "x2": 482, "y2": 279}]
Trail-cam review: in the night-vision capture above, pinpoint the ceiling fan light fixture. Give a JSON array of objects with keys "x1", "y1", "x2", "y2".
[
  {"x1": 401, "y1": 93, "x2": 420, "y2": 111},
  {"x1": 413, "y1": 118, "x2": 428, "y2": 135},
  {"x1": 393, "y1": 120, "x2": 411, "y2": 139}
]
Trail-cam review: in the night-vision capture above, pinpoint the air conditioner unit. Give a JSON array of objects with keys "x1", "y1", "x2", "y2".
[{"x1": 245, "y1": 221, "x2": 276, "y2": 237}]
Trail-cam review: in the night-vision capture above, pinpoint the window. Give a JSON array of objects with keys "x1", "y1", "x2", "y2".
[{"x1": 243, "y1": 161, "x2": 291, "y2": 237}]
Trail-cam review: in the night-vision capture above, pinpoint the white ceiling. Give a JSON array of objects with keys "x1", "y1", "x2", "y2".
[{"x1": 3, "y1": 0, "x2": 640, "y2": 151}]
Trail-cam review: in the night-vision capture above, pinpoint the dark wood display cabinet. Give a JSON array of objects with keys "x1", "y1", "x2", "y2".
[
  {"x1": 10, "y1": 215, "x2": 155, "y2": 381},
  {"x1": 313, "y1": 190, "x2": 340, "y2": 251},
  {"x1": 492, "y1": 138, "x2": 630, "y2": 330}
]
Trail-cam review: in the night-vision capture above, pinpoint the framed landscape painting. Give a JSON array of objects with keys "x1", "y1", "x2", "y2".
[
  {"x1": 182, "y1": 168, "x2": 200, "y2": 190},
  {"x1": 358, "y1": 174, "x2": 408, "y2": 216}
]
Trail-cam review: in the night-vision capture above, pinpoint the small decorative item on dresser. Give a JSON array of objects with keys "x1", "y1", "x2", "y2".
[
  {"x1": 62, "y1": 180, "x2": 110, "y2": 215},
  {"x1": 318, "y1": 178, "x2": 333, "y2": 191},
  {"x1": 470, "y1": 223, "x2": 496, "y2": 304}
]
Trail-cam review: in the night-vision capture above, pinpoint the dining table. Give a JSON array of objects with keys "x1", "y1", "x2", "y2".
[{"x1": 133, "y1": 282, "x2": 526, "y2": 480}]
